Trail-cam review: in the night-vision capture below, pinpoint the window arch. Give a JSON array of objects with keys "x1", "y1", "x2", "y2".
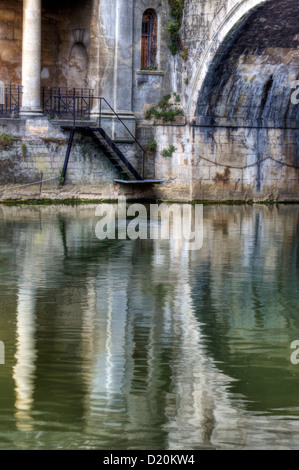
[{"x1": 141, "y1": 9, "x2": 158, "y2": 69}]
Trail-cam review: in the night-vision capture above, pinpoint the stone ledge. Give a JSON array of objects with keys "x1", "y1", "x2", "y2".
[
  {"x1": 0, "y1": 118, "x2": 23, "y2": 125},
  {"x1": 50, "y1": 119, "x2": 98, "y2": 127},
  {"x1": 136, "y1": 70, "x2": 164, "y2": 76},
  {"x1": 138, "y1": 117, "x2": 187, "y2": 126},
  {"x1": 194, "y1": 116, "x2": 299, "y2": 129}
]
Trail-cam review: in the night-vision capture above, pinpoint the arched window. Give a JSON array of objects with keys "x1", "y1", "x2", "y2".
[{"x1": 141, "y1": 10, "x2": 158, "y2": 69}]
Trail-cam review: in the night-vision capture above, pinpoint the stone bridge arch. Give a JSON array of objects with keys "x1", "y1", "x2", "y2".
[
  {"x1": 181, "y1": 0, "x2": 299, "y2": 201},
  {"x1": 187, "y1": 0, "x2": 268, "y2": 118},
  {"x1": 190, "y1": 0, "x2": 299, "y2": 124}
]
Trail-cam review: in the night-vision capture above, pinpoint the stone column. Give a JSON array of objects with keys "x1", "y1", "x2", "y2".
[
  {"x1": 96, "y1": 0, "x2": 136, "y2": 137},
  {"x1": 21, "y1": 0, "x2": 43, "y2": 116}
]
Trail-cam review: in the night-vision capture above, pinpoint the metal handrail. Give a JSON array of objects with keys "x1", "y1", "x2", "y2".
[
  {"x1": 0, "y1": 84, "x2": 22, "y2": 118},
  {"x1": 42, "y1": 87, "x2": 94, "y2": 125},
  {"x1": 41, "y1": 89, "x2": 147, "y2": 179},
  {"x1": 99, "y1": 97, "x2": 146, "y2": 179}
]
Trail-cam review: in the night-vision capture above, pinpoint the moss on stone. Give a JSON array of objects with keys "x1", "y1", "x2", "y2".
[
  {"x1": 21, "y1": 143, "x2": 27, "y2": 157},
  {"x1": 0, "y1": 133, "x2": 17, "y2": 149},
  {"x1": 146, "y1": 139, "x2": 158, "y2": 152}
]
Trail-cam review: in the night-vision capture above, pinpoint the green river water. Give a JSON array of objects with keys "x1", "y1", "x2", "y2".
[{"x1": 0, "y1": 203, "x2": 299, "y2": 450}]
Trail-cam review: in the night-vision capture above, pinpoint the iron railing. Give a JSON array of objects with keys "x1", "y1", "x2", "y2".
[
  {"x1": 41, "y1": 88, "x2": 146, "y2": 179},
  {"x1": 0, "y1": 84, "x2": 22, "y2": 118},
  {"x1": 42, "y1": 87, "x2": 94, "y2": 124}
]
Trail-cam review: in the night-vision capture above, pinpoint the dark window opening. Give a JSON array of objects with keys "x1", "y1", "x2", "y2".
[{"x1": 141, "y1": 10, "x2": 158, "y2": 69}]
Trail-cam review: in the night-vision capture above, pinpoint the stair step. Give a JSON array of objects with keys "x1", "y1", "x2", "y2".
[{"x1": 90, "y1": 128, "x2": 143, "y2": 181}]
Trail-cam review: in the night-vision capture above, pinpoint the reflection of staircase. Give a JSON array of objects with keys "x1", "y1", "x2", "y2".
[{"x1": 61, "y1": 125, "x2": 164, "y2": 185}]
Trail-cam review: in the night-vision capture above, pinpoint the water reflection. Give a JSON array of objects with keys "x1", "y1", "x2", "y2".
[
  {"x1": 0, "y1": 204, "x2": 298, "y2": 449},
  {"x1": 13, "y1": 257, "x2": 37, "y2": 432}
]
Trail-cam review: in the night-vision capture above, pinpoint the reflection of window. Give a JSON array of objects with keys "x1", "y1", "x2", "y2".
[
  {"x1": 0, "y1": 81, "x2": 4, "y2": 105},
  {"x1": 141, "y1": 9, "x2": 158, "y2": 69}
]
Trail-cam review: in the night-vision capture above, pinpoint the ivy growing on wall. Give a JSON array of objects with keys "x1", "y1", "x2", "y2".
[{"x1": 167, "y1": 0, "x2": 185, "y2": 55}]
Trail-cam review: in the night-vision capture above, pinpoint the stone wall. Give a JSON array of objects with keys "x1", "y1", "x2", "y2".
[
  {"x1": 149, "y1": 123, "x2": 299, "y2": 202},
  {"x1": 1, "y1": 116, "x2": 297, "y2": 202},
  {"x1": 0, "y1": 117, "x2": 160, "y2": 200}
]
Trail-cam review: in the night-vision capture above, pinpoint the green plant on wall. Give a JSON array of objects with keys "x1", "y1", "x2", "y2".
[
  {"x1": 173, "y1": 92, "x2": 181, "y2": 103},
  {"x1": 147, "y1": 139, "x2": 158, "y2": 152},
  {"x1": 0, "y1": 133, "x2": 16, "y2": 149},
  {"x1": 161, "y1": 145, "x2": 176, "y2": 157},
  {"x1": 145, "y1": 93, "x2": 184, "y2": 123},
  {"x1": 59, "y1": 170, "x2": 65, "y2": 185},
  {"x1": 21, "y1": 143, "x2": 27, "y2": 157},
  {"x1": 167, "y1": 0, "x2": 185, "y2": 55}
]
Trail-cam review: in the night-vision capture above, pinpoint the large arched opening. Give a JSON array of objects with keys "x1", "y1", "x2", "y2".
[
  {"x1": 190, "y1": 0, "x2": 299, "y2": 199},
  {"x1": 41, "y1": 0, "x2": 92, "y2": 89},
  {"x1": 195, "y1": 0, "x2": 299, "y2": 126},
  {"x1": 0, "y1": 0, "x2": 22, "y2": 85},
  {"x1": 187, "y1": 0, "x2": 268, "y2": 118}
]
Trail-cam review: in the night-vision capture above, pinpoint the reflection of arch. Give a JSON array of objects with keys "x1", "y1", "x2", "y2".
[
  {"x1": 141, "y1": 9, "x2": 158, "y2": 69},
  {"x1": 68, "y1": 43, "x2": 88, "y2": 89},
  {"x1": 187, "y1": 0, "x2": 267, "y2": 117},
  {"x1": 0, "y1": 81, "x2": 4, "y2": 105}
]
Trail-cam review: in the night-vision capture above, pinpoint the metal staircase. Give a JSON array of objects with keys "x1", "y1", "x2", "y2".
[
  {"x1": 58, "y1": 95, "x2": 164, "y2": 185},
  {"x1": 89, "y1": 127, "x2": 143, "y2": 181}
]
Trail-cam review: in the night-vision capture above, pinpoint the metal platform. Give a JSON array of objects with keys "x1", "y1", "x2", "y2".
[{"x1": 113, "y1": 179, "x2": 164, "y2": 185}]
